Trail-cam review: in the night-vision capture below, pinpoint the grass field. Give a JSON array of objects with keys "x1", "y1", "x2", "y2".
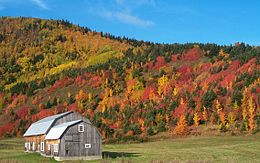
[{"x1": 0, "y1": 134, "x2": 260, "y2": 163}]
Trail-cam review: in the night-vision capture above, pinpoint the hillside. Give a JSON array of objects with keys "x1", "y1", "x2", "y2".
[{"x1": 0, "y1": 17, "x2": 259, "y2": 140}]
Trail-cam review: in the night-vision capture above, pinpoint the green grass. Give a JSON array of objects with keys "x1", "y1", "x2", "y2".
[
  {"x1": 0, "y1": 138, "x2": 56, "y2": 163},
  {"x1": 0, "y1": 135, "x2": 260, "y2": 163}
]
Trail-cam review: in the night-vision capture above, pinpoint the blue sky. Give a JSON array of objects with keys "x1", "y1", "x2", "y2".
[{"x1": 0, "y1": 0, "x2": 259, "y2": 45}]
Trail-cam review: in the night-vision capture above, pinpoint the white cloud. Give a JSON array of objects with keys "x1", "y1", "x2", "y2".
[
  {"x1": 87, "y1": 0, "x2": 155, "y2": 27},
  {"x1": 0, "y1": 0, "x2": 50, "y2": 10},
  {"x1": 31, "y1": 0, "x2": 49, "y2": 10},
  {"x1": 115, "y1": 0, "x2": 124, "y2": 5},
  {"x1": 114, "y1": 11, "x2": 154, "y2": 27},
  {"x1": 103, "y1": 11, "x2": 154, "y2": 27},
  {"x1": 115, "y1": 0, "x2": 156, "y2": 7}
]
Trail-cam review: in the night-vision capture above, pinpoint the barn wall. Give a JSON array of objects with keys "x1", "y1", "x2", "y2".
[
  {"x1": 24, "y1": 135, "x2": 45, "y2": 152},
  {"x1": 59, "y1": 122, "x2": 101, "y2": 157},
  {"x1": 45, "y1": 139, "x2": 60, "y2": 156}
]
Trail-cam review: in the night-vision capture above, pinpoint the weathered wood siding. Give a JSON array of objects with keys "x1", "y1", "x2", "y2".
[
  {"x1": 45, "y1": 139, "x2": 60, "y2": 156},
  {"x1": 59, "y1": 122, "x2": 101, "y2": 157},
  {"x1": 24, "y1": 135, "x2": 45, "y2": 152}
]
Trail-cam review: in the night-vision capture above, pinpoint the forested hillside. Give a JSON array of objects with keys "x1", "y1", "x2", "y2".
[{"x1": 0, "y1": 17, "x2": 259, "y2": 141}]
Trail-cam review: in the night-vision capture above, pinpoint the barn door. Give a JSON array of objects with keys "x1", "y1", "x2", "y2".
[
  {"x1": 65, "y1": 142, "x2": 79, "y2": 156},
  {"x1": 50, "y1": 145, "x2": 54, "y2": 156}
]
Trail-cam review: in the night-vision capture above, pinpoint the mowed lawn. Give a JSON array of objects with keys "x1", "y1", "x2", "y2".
[{"x1": 0, "y1": 135, "x2": 259, "y2": 163}]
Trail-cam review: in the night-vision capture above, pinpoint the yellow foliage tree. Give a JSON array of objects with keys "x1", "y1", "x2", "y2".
[
  {"x1": 75, "y1": 89, "x2": 88, "y2": 112},
  {"x1": 158, "y1": 75, "x2": 169, "y2": 97},
  {"x1": 173, "y1": 87, "x2": 178, "y2": 98},
  {"x1": 88, "y1": 93, "x2": 92, "y2": 102},
  {"x1": 109, "y1": 88, "x2": 113, "y2": 97},
  {"x1": 193, "y1": 112, "x2": 200, "y2": 127},
  {"x1": 218, "y1": 49, "x2": 229, "y2": 59},
  {"x1": 248, "y1": 96, "x2": 255, "y2": 131},
  {"x1": 241, "y1": 92, "x2": 248, "y2": 121},
  {"x1": 227, "y1": 112, "x2": 236, "y2": 127},
  {"x1": 233, "y1": 101, "x2": 238, "y2": 110}
]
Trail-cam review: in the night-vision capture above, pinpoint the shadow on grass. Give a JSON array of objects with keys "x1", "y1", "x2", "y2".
[{"x1": 102, "y1": 151, "x2": 141, "y2": 159}]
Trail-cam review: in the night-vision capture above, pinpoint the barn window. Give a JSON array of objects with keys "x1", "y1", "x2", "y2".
[
  {"x1": 85, "y1": 144, "x2": 91, "y2": 149},
  {"x1": 32, "y1": 142, "x2": 35, "y2": 150},
  {"x1": 48, "y1": 144, "x2": 51, "y2": 151},
  {"x1": 40, "y1": 142, "x2": 44, "y2": 151},
  {"x1": 78, "y1": 124, "x2": 84, "y2": 132},
  {"x1": 53, "y1": 144, "x2": 59, "y2": 153},
  {"x1": 28, "y1": 142, "x2": 31, "y2": 150}
]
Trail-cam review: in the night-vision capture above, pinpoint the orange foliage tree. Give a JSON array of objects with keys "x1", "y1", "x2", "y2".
[{"x1": 173, "y1": 115, "x2": 189, "y2": 136}]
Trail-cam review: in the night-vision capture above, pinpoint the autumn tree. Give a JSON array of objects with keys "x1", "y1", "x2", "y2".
[
  {"x1": 38, "y1": 103, "x2": 45, "y2": 110},
  {"x1": 248, "y1": 96, "x2": 255, "y2": 131},
  {"x1": 241, "y1": 92, "x2": 248, "y2": 131},
  {"x1": 172, "y1": 87, "x2": 178, "y2": 99},
  {"x1": 75, "y1": 89, "x2": 88, "y2": 112},
  {"x1": 193, "y1": 112, "x2": 200, "y2": 127},
  {"x1": 158, "y1": 75, "x2": 170, "y2": 98},
  {"x1": 227, "y1": 112, "x2": 236, "y2": 129},
  {"x1": 173, "y1": 115, "x2": 189, "y2": 136},
  {"x1": 202, "y1": 106, "x2": 208, "y2": 123}
]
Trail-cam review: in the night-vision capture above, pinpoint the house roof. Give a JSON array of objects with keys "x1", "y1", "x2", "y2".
[
  {"x1": 23, "y1": 111, "x2": 72, "y2": 137},
  {"x1": 45, "y1": 120, "x2": 82, "y2": 140}
]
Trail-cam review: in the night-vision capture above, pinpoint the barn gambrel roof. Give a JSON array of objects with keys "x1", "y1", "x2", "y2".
[
  {"x1": 45, "y1": 120, "x2": 82, "y2": 140},
  {"x1": 23, "y1": 111, "x2": 73, "y2": 137}
]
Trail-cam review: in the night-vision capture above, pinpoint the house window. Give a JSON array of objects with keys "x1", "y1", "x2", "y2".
[
  {"x1": 85, "y1": 144, "x2": 91, "y2": 149},
  {"x1": 28, "y1": 142, "x2": 31, "y2": 150},
  {"x1": 78, "y1": 124, "x2": 84, "y2": 132},
  {"x1": 40, "y1": 142, "x2": 44, "y2": 152},
  {"x1": 53, "y1": 144, "x2": 59, "y2": 153},
  {"x1": 48, "y1": 144, "x2": 51, "y2": 151},
  {"x1": 32, "y1": 142, "x2": 35, "y2": 150}
]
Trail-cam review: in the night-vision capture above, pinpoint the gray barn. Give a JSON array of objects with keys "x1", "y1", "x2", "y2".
[{"x1": 23, "y1": 111, "x2": 102, "y2": 161}]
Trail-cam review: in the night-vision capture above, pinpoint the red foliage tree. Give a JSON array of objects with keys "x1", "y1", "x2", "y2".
[
  {"x1": 17, "y1": 106, "x2": 30, "y2": 119},
  {"x1": 142, "y1": 86, "x2": 157, "y2": 102},
  {"x1": 0, "y1": 123, "x2": 15, "y2": 137},
  {"x1": 75, "y1": 76, "x2": 86, "y2": 86},
  {"x1": 171, "y1": 54, "x2": 179, "y2": 62},
  {"x1": 154, "y1": 56, "x2": 166, "y2": 69},
  {"x1": 89, "y1": 75, "x2": 103, "y2": 88},
  {"x1": 220, "y1": 74, "x2": 236, "y2": 88},
  {"x1": 67, "y1": 102, "x2": 78, "y2": 111},
  {"x1": 48, "y1": 77, "x2": 74, "y2": 93},
  {"x1": 181, "y1": 47, "x2": 203, "y2": 61},
  {"x1": 173, "y1": 103, "x2": 187, "y2": 119},
  {"x1": 237, "y1": 58, "x2": 256, "y2": 74},
  {"x1": 177, "y1": 65, "x2": 194, "y2": 83},
  {"x1": 31, "y1": 109, "x2": 54, "y2": 122}
]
